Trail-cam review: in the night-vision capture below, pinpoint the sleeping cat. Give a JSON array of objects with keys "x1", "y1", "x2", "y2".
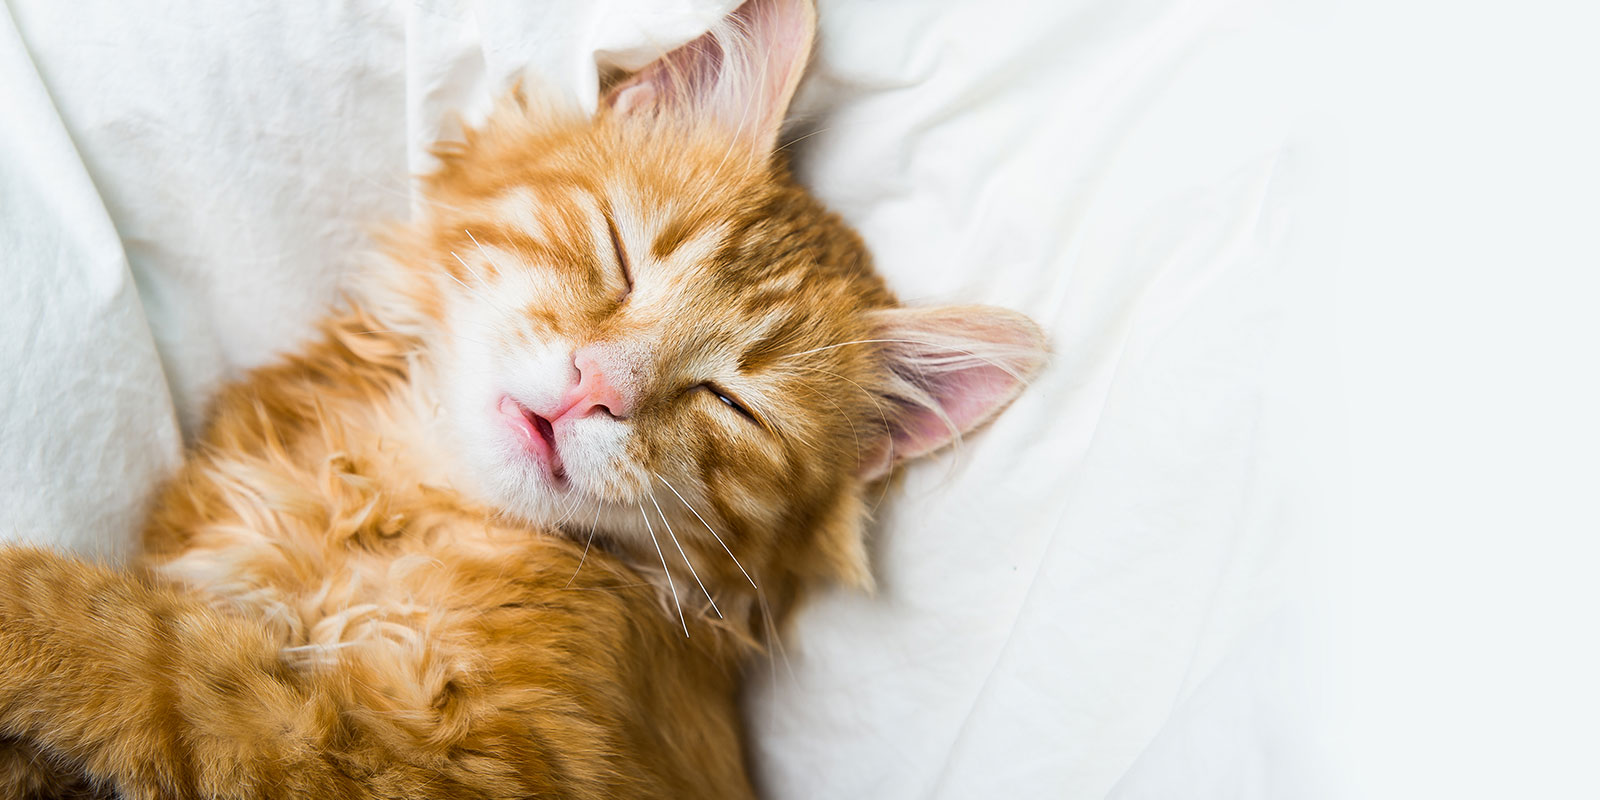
[{"x1": 0, "y1": 0, "x2": 1045, "y2": 797}]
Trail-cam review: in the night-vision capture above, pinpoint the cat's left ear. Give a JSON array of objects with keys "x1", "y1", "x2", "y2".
[
  {"x1": 601, "y1": 0, "x2": 816, "y2": 154},
  {"x1": 860, "y1": 306, "x2": 1049, "y2": 481}
]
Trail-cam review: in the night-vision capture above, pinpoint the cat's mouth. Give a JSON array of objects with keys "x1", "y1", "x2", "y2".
[{"x1": 497, "y1": 395, "x2": 568, "y2": 487}]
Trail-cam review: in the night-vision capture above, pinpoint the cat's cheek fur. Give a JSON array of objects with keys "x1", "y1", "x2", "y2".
[
  {"x1": 442, "y1": 354, "x2": 562, "y2": 518},
  {"x1": 434, "y1": 293, "x2": 571, "y2": 500}
]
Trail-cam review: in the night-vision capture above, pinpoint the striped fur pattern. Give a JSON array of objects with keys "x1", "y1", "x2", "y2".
[{"x1": 0, "y1": 0, "x2": 1046, "y2": 797}]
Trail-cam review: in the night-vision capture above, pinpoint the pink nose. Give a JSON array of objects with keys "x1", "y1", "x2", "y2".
[{"x1": 551, "y1": 351, "x2": 629, "y2": 422}]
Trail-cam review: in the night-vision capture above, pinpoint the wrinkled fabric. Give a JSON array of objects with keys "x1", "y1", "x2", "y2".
[{"x1": 0, "y1": 0, "x2": 1328, "y2": 796}]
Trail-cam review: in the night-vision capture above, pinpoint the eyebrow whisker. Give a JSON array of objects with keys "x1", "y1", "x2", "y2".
[
  {"x1": 445, "y1": 252, "x2": 502, "y2": 307},
  {"x1": 464, "y1": 228, "x2": 510, "y2": 275}
]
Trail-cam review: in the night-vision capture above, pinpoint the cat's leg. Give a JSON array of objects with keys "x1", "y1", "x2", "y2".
[{"x1": 0, "y1": 547, "x2": 374, "y2": 799}]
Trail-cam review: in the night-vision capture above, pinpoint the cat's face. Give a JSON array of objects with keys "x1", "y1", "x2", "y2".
[
  {"x1": 412, "y1": 116, "x2": 898, "y2": 591},
  {"x1": 372, "y1": 0, "x2": 1044, "y2": 601}
]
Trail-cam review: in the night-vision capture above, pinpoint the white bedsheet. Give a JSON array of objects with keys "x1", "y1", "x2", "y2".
[{"x1": 0, "y1": 0, "x2": 1331, "y2": 796}]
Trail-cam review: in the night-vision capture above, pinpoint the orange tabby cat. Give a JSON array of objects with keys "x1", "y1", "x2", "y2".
[{"x1": 0, "y1": 0, "x2": 1045, "y2": 797}]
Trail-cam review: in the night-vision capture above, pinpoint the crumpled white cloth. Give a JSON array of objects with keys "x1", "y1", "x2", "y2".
[{"x1": 0, "y1": 0, "x2": 1331, "y2": 796}]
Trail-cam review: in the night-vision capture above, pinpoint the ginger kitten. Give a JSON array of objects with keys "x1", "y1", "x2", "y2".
[{"x1": 0, "y1": 0, "x2": 1045, "y2": 797}]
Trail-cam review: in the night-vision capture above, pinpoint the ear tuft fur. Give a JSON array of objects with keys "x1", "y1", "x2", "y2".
[{"x1": 861, "y1": 306, "x2": 1048, "y2": 480}]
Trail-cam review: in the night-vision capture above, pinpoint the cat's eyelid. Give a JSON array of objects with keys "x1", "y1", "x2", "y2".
[
  {"x1": 702, "y1": 382, "x2": 763, "y2": 429},
  {"x1": 603, "y1": 211, "x2": 633, "y2": 300}
]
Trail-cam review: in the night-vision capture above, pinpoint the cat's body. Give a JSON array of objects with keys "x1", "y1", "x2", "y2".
[{"x1": 0, "y1": 1, "x2": 1046, "y2": 797}]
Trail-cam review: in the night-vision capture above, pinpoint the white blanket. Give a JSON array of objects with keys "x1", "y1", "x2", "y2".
[{"x1": 0, "y1": 0, "x2": 1328, "y2": 796}]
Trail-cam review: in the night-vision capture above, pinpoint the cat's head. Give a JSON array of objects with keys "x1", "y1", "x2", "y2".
[{"x1": 373, "y1": 0, "x2": 1045, "y2": 612}]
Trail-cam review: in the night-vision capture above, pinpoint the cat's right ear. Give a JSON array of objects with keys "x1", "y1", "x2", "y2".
[{"x1": 601, "y1": 0, "x2": 816, "y2": 154}]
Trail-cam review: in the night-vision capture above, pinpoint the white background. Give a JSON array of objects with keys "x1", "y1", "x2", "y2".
[{"x1": 1309, "y1": 0, "x2": 1600, "y2": 796}]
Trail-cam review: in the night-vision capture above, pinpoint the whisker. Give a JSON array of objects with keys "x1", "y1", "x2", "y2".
[
  {"x1": 774, "y1": 124, "x2": 832, "y2": 154},
  {"x1": 564, "y1": 504, "x2": 604, "y2": 589},
  {"x1": 640, "y1": 502, "x2": 689, "y2": 638},
  {"x1": 789, "y1": 381, "x2": 862, "y2": 464},
  {"x1": 757, "y1": 588, "x2": 796, "y2": 683},
  {"x1": 654, "y1": 472, "x2": 758, "y2": 590},
  {"x1": 550, "y1": 493, "x2": 583, "y2": 528},
  {"x1": 786, "y1": 368, "x2": 870, "y2": 465},
  {"x1": 648, "y1": 492, "x2": 722, "y2": 619},
  {"x1": 464, "y1": 229, "x2": 512, "y2": 277},
  {"x1": 781, "y1": 338, "x2": 1028, "y2": 380},
  {"x1": 450, "y1": 241, "x2": 495, "y2": 288},
  {"x1": 447, "y1": 251, "x2": 505, "y2": 308}
]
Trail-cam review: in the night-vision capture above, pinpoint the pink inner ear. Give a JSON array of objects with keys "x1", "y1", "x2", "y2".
[
  {"x1": 859, "y1": 306, "x2": 1047, "y2": 480},
  {"x1": 600, "y1": 0, "x2": 816, "y2": 152},
  {"x1": 893, "y1": 365, "x2": 1023, "y2": 459}
]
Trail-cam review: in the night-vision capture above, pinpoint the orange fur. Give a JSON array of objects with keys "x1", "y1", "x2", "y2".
[{"x1": 0, "y1": 0, "x2": 1046, "y2": 797}]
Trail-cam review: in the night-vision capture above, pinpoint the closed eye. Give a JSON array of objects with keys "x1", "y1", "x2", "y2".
[
  {"x1": 702, "y1": 383, "x2": 758, "y2": 425},
  {"x1": 604, "y1": 212, "x2": 633, "y2": 301}
]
